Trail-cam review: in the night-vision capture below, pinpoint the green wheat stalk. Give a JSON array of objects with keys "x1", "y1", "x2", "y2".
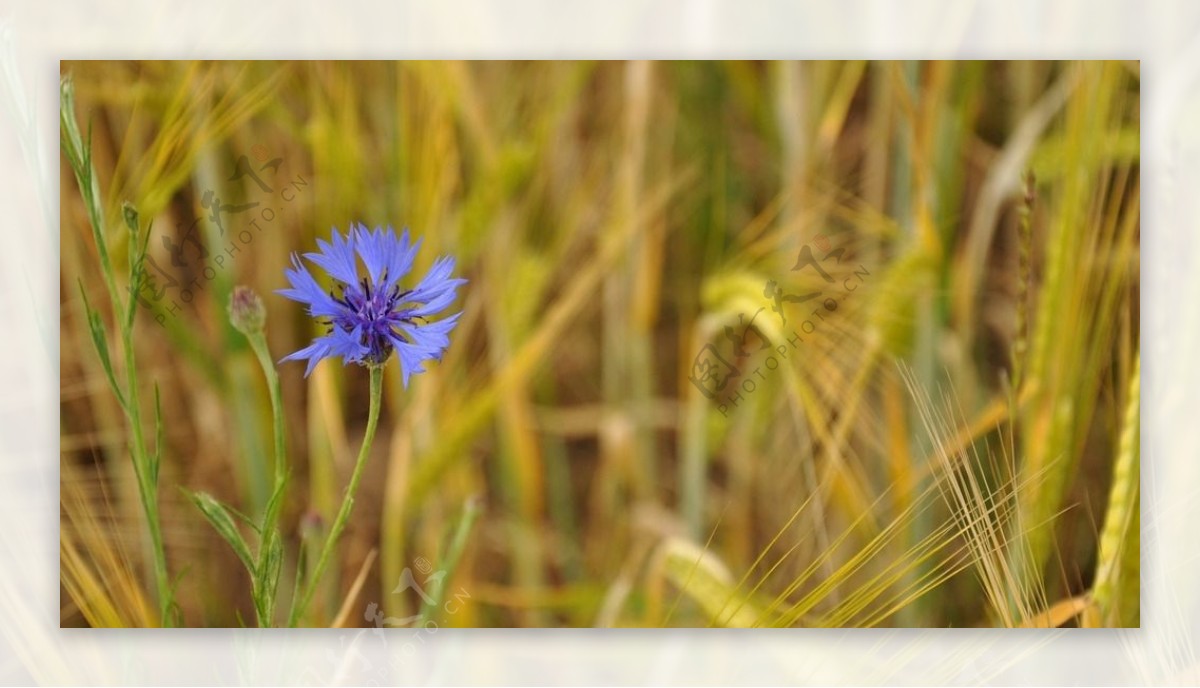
[{"x1": 1089, "y1": 352, "x2": 1139, "y2": 627}]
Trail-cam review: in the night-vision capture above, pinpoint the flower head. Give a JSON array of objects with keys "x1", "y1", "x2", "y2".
[{"x1": 278, "y1": 224, "x2": 465, "y2": 384}]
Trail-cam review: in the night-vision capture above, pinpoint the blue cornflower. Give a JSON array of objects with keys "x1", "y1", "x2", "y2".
[{"x1": 278, "y1": 224, "x2": 465, "y2": 384}]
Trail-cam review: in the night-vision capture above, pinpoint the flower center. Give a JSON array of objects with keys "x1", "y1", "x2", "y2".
[{"x1": 327, "y1": 274, "x2": 426, "y2": 364}]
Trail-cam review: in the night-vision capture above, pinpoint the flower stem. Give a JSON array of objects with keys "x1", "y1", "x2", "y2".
[
  {"x1": 289, "y1": 364, "x2": 384, "y2": 626},
  {"x1": 248, "y1": 332, "x2": 287, "y2": 626}
]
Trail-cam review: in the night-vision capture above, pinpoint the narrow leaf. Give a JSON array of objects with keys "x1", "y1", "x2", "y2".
[
  {"x1": 149, "y1": 384, "x2": 162, "y2": 488},
  {"x1": 78, "y1": 280, "x2": 126, "y2": 410},
  {"x1": 254, "y1": 529, "x2": 284, "y2": 626},
  {"x1": 187, "y1": 491, "x2": 255, "y2": 575}
]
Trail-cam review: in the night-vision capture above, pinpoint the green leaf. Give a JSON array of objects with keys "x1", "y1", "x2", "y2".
[
  {"x1": 254, "y1": 529, "x2": 284, "y2": 626},
  {"x1": 77, "y1": 281, "x2": 126, "y2": 410},
  {"x1": 59, "y1": 76, "x2": 84, "y2": 173},
  {"x1": 264, "y1": 475, "x2": 286, "y2": 514},
  {"x1": 151, "y1": 384, "x2": 163, "y2": 487},
  {"x1": 124, "y1": 205, "x2": 154, "y2": 334},
  {"x1": 224, "y1": 503, "x2": 262, "y2": 535},
  {"x1": 187, "y1": 491, "x2": 255, "y2": 576}
]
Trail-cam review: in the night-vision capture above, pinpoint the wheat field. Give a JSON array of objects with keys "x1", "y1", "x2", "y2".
[{"x1": 59, "y1": 60, "x2": 1140, "y2": 628}]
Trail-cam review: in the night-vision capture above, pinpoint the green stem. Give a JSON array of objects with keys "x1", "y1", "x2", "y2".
[
  {"x1": 62, "y1": 78, "x2": 173, "y2": 625},
  {"x1": 248, "y1": 333, "x2": 287, "y2": 626},
  {"x1": 289, "y1": 364, "x2": 384, "y2": 627},
  {"x1": 417, "y1": 496, "x2": 481, "y2": 625},
  {"x1": 252, "y1": 338, "x2": 287, "y2": 490},
  {"x1": 125, "y1": 336, "x2": 172, "y2": 624},
  {"x1": 120, "y1": 218, "x2": 171, "y2": 626}
]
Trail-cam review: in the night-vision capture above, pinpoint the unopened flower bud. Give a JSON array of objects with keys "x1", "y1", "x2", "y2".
[{"x1": 229, "y1": 285, "x2": 266, "y2": 334}]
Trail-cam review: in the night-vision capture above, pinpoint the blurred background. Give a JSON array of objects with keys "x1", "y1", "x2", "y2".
[{"x1": 60, "y1": 60, "x2": 1140, "y2": 628}]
